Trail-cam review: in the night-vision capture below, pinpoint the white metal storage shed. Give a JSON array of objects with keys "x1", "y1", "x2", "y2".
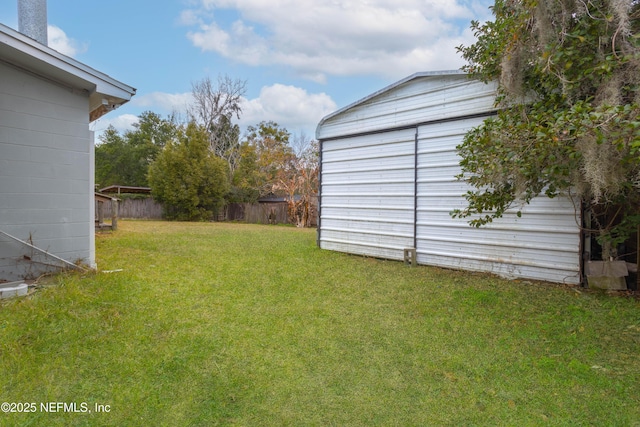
[{"x1": 316, "y1": 71, "x2": 582, "y2": 284}]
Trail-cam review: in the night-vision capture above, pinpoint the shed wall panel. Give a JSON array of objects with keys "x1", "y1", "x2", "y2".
[
  {"x1": 320, "y1": 129, "x2": 416, "y2": 260},
  {"x1": 415, "y1": 119, "x2": 581, "y2": 284}
]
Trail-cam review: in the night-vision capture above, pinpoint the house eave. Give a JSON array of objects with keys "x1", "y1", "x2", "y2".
[{"x1": 0, "y1": 23, "x2": 136, "y2": 121}]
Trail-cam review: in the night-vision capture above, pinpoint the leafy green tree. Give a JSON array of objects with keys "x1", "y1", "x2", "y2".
[
  {"x1": 245, "y1": 120, "x2": 296, "y2": 196},
  {"x1": 127, "y1": 111, "x2": 176, "y2": 152},
  {"x1": 229, "y1": 142, "x2": 262, "y2": 203},
  {"x1": 148, "y1": 122, "x2": 229, "y2": 221},
  {"x1": 95, "y1": 112, "x2": 177, "y2": 188},
  {"x1": 224, "y1": 122, "x2": 319, "y2": 226},
  {"x1": 95, "y1": 125, "x2": 130, "y2": 188},
  {"x1": 454, "y1": 0, "x2": 640, "y2": 257}
]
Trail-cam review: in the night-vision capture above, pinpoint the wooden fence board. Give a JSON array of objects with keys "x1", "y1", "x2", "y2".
[
  {"x1": 227, "y1": 203, "x2": 289, "y2": 224},
  {"x1": 97, "y1": 198, "x2": 317, "y2": 226},
  {"x1": 98, "y1": 198, "x2": 163, "y2": 220}
]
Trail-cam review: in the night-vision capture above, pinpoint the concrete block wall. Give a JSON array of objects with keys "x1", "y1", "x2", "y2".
[{"x1": 0, "y1": 61, "x2": 93, "y2": 280}]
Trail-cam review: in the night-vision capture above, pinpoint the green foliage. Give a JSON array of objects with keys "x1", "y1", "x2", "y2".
[
  {"x1": 95, "y1": 126, "x2": 132, "y2": 187},
  {"x1": 97, "y1": 105, "x2": 319, "y2": 222},
  {"x1": 229, "y1": 142, "x2": 262, "y2": 203},
  {"x1": 229, "y1": 124, "x2": 320, "y2": 226},
  {"x1": 126, "y1": 110, "x2": 176, "y2": 151},
  {"x1": 454, "y1": 0, "x2": 640, "y2": 249},
  {"x1": 244, "y1": 121, "x2": 296, "y2": 196},
  {"x1": 148, "y1": 122, "x2": 229, "y2": 221},
  {"x1": 95, "y1": 112, "x2": 177, "y2": 188}
]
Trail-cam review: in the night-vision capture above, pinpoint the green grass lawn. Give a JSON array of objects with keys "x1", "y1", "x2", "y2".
[{"x1": 1, "y1": 220, "x2": 639, "y2": 426}]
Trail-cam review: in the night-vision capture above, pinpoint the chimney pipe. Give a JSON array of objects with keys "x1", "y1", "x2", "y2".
[{"x1": 18, "y1": 0, "x2": 48, "y2": 45}]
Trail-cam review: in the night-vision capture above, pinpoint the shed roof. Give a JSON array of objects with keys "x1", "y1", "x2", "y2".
[
  {"x1": 0, "y1": 23, "x2": 136, "y2": 121},
  {"x1": 316, "y1": 70, "x2": 466, "y2": 138},
  {"x1": 315, "y1": 70, "x2": 499, "y2": 141},
  {"x1": 95, "y1": 192, "x2": 119, "y2": 203},
  {"x1": 99, "y1": 185, "x2": 151, "y2": 195}
]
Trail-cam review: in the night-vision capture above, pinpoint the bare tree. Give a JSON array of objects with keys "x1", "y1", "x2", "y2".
[
  {"x1": 274, "y1": 132, "x2": 319, "y2": 227},
  {"x1": 189, "y1": 75, "x2": 247, "y2": 168}
]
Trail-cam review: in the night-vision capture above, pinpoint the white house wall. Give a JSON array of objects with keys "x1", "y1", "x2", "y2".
[
  {"x1": 318, "y1": 73, "x2": 582, "y2": 284},
  {"x1": 0, "y1": 61, "x2": 92, "y2": 280}
]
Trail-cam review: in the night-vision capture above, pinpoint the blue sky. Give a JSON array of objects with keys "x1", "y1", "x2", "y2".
[{"x1": 0, "y1": 0, "x2": 493, "y2": 139}]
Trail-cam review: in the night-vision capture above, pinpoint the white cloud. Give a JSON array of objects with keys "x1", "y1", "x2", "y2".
[
  {"x1": 47, "y1": 25, "x2": 88, "y2": 57},
  {"x1": 93, "y1": 85, "x2": 336, "y2": 139},
  {"x1": 91, "y1": 114, "x2": 139, "y2": 140},
  {"x1": 239, "y1": 84, "x2": 337, "y2": 135},
  {"x1": 183, "y1": 0, "x2": 492, "y2": 80},
  {"x1": 177, "y1": 9, "x2": 202, "y2": 26},
  {"x1": 132, "y1": 92, "x2": 194, "y2": 114}
]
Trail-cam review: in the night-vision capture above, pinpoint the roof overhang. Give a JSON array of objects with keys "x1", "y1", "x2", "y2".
[
  {"x1": 315, "y1": 70, "x2": 467, "y2": 139},
  {"x1": 0, "y1": 23, "x2": 136, "y2": 122},
  {"x1": 99, "y1": 185, "x2": 151, "y2": 195},
  {"x1": 95, "y1": 192, "x2": 119, "y2": 203}
]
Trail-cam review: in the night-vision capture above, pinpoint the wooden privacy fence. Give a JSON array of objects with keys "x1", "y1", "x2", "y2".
[
  {"x1": 97, "y1": 199, "x2": 287, "y2": 223},
  {"x1": 99, "y1": 197, "x2": 164, "y2": 220},
  {"x1": 97, "y1": 198, "x2": 317, "y2": 226},
  {"x1": 227, "y1": 203, "x2": 289, "y2": 224}
]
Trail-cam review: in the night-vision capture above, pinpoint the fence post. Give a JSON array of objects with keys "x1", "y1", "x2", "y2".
[
  {"x1": 97, "y1": 201, "x2": 104, "y2": 225},
  {"x1": 111, "y1": 199, "x2": 118, "y2": 231}
]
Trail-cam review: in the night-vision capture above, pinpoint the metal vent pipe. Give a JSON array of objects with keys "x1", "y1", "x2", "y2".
[{"x1": 18, "y1": 0, "x2": 48, "y2": 45}]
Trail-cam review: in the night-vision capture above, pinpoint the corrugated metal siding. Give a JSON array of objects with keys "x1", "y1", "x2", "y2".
[
  {"x1": 317, "y1": 75, "x2": 497, "y2": 140},
  {"x1": 317, "y1": 73, "x2": 582, "y2": 284},
  {"x1": 320, "y1": 129, "x2": 416, "y2": 260},
  {"x1": 416, "y1": 119, "x2": 581, "y2": 284}
]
